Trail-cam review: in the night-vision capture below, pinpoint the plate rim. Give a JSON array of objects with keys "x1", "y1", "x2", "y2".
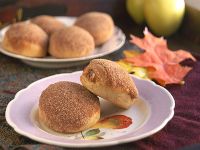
[
  {"x1": 5, "y1": 71, "x2": 175, "y2": 148},
  {"x1": 0, "y1": 16, "x2": 126, "y2": 63}
]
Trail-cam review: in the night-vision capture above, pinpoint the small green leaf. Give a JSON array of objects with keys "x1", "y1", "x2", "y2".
[{"x1": 84, "y1": 128, "x2": 100, "y2": 137}]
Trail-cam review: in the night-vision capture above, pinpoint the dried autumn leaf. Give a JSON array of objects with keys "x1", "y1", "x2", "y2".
[
  {"x1": 123, "y1": 50, "x2": 141, "y2": 58},
  {"x1": 117, "y1": 60, "x2": 149, "y2": 79},
  {"x1": 125, "y1": 28, "x2": 196, "y2": 85}
]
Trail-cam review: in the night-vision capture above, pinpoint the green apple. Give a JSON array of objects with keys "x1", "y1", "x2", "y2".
[
  {"x1": 144, "y1": 0, "x2": 185, "y2": 36},
  {"x1": 126, "y1": 0, "x2": 145, "y2": 24}
]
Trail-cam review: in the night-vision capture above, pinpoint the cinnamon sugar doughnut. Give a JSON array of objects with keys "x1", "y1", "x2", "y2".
[
  {"x1": 81, "y1": 59, "x2": 138, "y2": 109},
  {"x1": 49, "y1": 26, "x2": 95, "y2": 58},
  {"x1": 3, "y1": 22, "x2": 48, "y2": 57},
  {"x1": 38, "y1": 81, "x2": 100, "y2": 133},
  {"x1": 75, "y1": 12, "x2": 114, "y2": 46},
  {"x1": 31, "y1": 15, "x2": 65, "y2": 35}
]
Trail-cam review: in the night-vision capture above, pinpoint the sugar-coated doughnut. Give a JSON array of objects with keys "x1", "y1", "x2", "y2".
[
  {"x1": 81, "y1": 59, "x2": 138, "y2": 109},
  {"x1": 75, "y1": 12, "x2": 114, "y2": 46},
  {"x1": 49, "y1": 26, "x2": 95, "y2": 58},
  {"x1": 39, "y1": 81, "x2": 100, "y2": 133},
  {"x1": 31, "y1": 15, "x2": 65, "y2": 35},
  {"x1": 3, "y1": 22, "x2": 48, "y2": 57}
]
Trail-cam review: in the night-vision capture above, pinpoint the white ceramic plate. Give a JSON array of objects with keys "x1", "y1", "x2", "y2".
[
  {"x1": 6, "y1": 71, "x2": 175, "y2": 148},
  {"x1": 0, "y1": 17, "x2": 125, "y2": 68}
]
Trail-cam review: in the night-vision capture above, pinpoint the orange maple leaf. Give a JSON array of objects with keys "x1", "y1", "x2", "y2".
[{"x1": 125, "y1": 28, "x2": 196, "y2": 86}]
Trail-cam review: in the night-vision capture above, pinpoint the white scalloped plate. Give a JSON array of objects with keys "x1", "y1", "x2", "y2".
[
  {"x1": 6, "y1": 71, "x2": 175, "y2": 148},
  {"x1": 0, "y1": 17, "x2": 125, "y2": 68}
]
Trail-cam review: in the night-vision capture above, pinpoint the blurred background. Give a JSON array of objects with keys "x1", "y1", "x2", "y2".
[{"x1": 0, "y1": 0, "x2": 199, "y2": 53}]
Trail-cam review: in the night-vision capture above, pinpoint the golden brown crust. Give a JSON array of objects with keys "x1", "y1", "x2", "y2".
[
  {"x1": 81, "y1": 59, "x2": 138, "y2": 109},
  {"x1": 39, "y1": 81, "x2": 100, "y2": 133},
  {"x1": 3, "y1": 22, "x2": 48, "y2": 57},
  {"x1": 74, "y1": 12, "x2": 114, "y2": 46},
  {"x1": 31, "y1": 15, "x2": 65, "y2": 35},
  {"x1": 49, "y1": 26, "x2": 95, "y2": 58}
]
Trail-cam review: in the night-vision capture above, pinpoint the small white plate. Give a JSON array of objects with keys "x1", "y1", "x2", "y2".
[
  {"x1": 0, "y1": 17, "x2": 125, "y2": 68},
  {"x1": 6, "y1": 71, "x2": 175, "y2": 148}
]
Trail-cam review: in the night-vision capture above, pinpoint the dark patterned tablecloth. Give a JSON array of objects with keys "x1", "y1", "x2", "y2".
[{"x1": 0, "y1": 42, "x2": 200, "y2": 150}]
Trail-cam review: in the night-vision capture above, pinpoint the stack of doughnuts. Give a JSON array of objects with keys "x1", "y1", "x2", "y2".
[
  {"x1": 2, "y1": 12, "x2": 115, "y2": 58},
  {"x1": 38, "y1": 59, "x2": 138, "y2": 133}
]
